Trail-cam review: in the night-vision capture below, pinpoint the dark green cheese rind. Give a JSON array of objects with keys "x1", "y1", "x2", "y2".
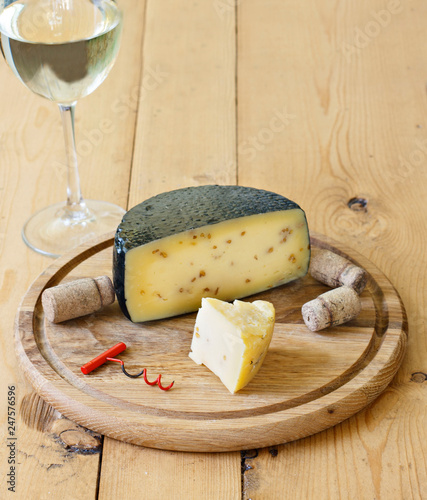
[{"x1": 113, "y1": 185, "x2": 309, "y2": 320}]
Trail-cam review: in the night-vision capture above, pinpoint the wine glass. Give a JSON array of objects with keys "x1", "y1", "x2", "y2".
[{"x1": 0, "y1": 0, "x2": 125, "y2": 257}]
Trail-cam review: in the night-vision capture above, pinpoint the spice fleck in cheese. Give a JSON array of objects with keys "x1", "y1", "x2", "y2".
[
  {"x1": 189, "y1": 298, "x2": 275, "y2": 393},
  {"x1": 113, "y1": 185, "x2": 310, "y2": 322}
]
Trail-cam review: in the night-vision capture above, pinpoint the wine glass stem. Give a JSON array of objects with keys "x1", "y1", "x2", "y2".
[{"x1": 59, "y1": 103, "x2": 86, "y2": 213}]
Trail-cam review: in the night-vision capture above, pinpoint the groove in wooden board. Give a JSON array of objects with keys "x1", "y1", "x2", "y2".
[
  {"x1": 31, "y1": 270, "x2": 378, "y2": 417},
  {"x1": 15, "y1": 232, "x2": 407, "y2": 451}
]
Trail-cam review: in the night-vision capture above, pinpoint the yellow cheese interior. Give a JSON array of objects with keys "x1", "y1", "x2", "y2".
[
  {"x1": 124, "y1": 209, "x2": 309, "y2": 322},
  {"x1": 189, "y1": 298, "x2": 276, "y2": 393}
]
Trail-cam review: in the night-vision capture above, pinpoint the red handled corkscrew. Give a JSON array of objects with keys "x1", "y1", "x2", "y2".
[{"x1": 80, "y1": 342, "x2": 174, "y2": 391}]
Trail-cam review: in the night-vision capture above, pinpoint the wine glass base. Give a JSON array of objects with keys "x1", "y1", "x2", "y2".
[{"x1": 22, "y1": 200, "x2": 126, "y2": 258}]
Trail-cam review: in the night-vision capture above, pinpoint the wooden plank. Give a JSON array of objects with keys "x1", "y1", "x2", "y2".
[
  {"x1": 0, "y1": 0, "x2": 145, "y2": 497},
  {"x1": 99, "y1": 439, "x2": 241, "y2": 500},
  {"x1": 128, "y1": 0, "x2": 237, "y2": 206},
  {"x1": 100, "y1": 0, "x2": 240, "y2": 496},
  {"x1": 238, "y1": 0, "x2": 426, "y2": 498}
]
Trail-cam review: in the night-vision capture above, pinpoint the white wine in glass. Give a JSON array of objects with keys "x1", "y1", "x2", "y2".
[{"x1": 0, "y1": 0, "x2": 125, "y2": 257}]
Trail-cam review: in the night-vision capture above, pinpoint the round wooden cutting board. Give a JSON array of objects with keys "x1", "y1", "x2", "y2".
[{"x1": 15, "y1": 232, "x2": 407, "y2": 452}]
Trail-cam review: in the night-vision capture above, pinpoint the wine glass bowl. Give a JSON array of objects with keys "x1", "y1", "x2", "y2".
[{"x1": 0, "y1": 0, "x2": 125, "y2": 257}]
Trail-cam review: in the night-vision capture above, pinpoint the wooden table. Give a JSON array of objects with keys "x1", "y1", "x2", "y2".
[{"x1": 1, "y1": 1, "x2": 426, "y2": 498}]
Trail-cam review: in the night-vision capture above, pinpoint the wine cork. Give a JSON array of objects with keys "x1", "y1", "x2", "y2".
[
  {"x1": 309, "y1": 249, "x2": 367, "y2": 294},
  {"x1": 42, "y1": 276, "x2": 115, "y2": 323},
  {"x1": 302, "y1": 286, "x2": 361, "y2": 332}
]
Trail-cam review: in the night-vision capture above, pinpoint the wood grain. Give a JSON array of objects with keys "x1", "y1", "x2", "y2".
[
  {"x1": 99, "y1": 439, "x2": 241, "y2": 500},
  {"x1": 15, "y1": 232, "x2": 406, "y2": 451}
]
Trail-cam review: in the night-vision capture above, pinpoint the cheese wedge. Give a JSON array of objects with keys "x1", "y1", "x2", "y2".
[
  {"x1": 189, "y1": 298, "x2": 275, "y2": 393},
  {"x1": 113, "y1": 185, "x2": 310, "y2": 322}
]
